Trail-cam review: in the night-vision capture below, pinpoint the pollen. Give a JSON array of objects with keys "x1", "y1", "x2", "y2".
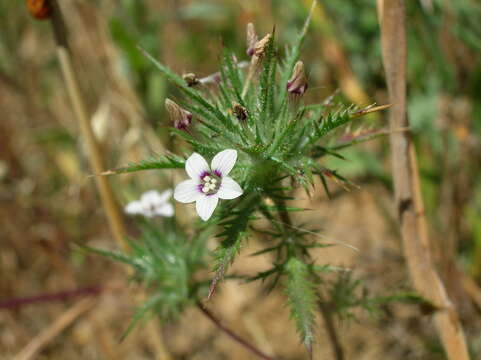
[{"x1": 201, "y1": 173, "x2": 221, "y2": 195}]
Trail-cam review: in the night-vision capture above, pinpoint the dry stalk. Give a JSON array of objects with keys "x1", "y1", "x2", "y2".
[
  {"x1": 48, "y1": 0, "x2": 128, "y2": 252},
  {"x1": 45, "y1": 3, "x2": 172, "y2": 357},
  {"x1": 377, "y1": 1, "x2": 470, "y2": 359},
  {"x1": 461, "y1": 273, "x2": 481, "y2": 312}
]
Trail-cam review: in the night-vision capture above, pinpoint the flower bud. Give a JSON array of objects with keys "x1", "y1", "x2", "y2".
[
  {"x1": 253, "y1": 33, "x2": 272, "y2": 59},
  {"x1": 232, "y1": 103, "x2": 248, "y2": 122},
  {"x1": 27, "y1": 0, "x2": 53, "y2": 20},
  {"x1": 246, "y1": 23, "x2": 258, "y2": 57},
  {"x1": 165, "y1": 99, "x2": 192, "y2": 131},
  {"x1": 182, "y1": 73, "x2": 199, "y2": 87},
  {"x1": 287, "y1": 61, "x2": 308, "y2": 96},
  {"x1": 199, "y1": 72, "x2": 221, "y2": 85}
]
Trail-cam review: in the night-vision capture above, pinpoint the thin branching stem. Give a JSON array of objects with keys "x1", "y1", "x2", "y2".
[
  {"x1": 318, "y1": 300, "x2": 345, "y2": 360},
  {"x1": 196, "y1": 302, "x2": 276, "y2": 360},
  {"x1": 0, "y1": 286, "x2": 103, "y2": 310}
]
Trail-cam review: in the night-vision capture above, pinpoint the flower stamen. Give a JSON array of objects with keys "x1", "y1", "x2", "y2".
[{"x1": 201, "y1": 172, "x2": 221, "y2": 195}]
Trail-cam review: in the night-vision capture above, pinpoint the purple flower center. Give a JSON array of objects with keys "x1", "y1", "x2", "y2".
[{"x1": 198, "y1": 171, "x2": 222, "y2": 195}]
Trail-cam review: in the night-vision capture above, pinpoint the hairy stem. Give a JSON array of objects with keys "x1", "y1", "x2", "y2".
[
  {"x1": 242, "y1": 57, "x2": 257, "y2": 98},
  {"x1": 274, "y1": 197, "x2": 293, "y2": 229},
  {"x1": 196, "y1": 302, "x2": 276, "y2": 360}
]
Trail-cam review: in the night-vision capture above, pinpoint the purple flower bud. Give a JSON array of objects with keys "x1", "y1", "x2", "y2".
[
  {"x1": 246, "y1": 23, "x2": 258, "y2": 57},
  {"x1": 287, "y1": 61, "x2": 308, "y2": 96},
  {"x1": 165, "y1": 99, "x2": 192, "y2": 131}
]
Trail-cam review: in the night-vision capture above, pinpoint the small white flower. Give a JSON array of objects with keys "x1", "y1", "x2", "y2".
[
  {"x1": 174, "y1": 149, "x2": 243, "y2": 221},
  {"x1": 125, "y1": 189, "x2": 174, "y2": 218}
]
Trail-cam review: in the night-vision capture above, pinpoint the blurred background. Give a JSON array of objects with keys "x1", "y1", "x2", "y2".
[{"x1": 1, "y1": 0, "x2": 481, "y2": 359}]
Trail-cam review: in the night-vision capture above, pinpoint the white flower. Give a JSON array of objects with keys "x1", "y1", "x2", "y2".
[
  {"x1": 174, "y1": 149, "x2": 243, "y2": 221},
  {"x1": 125, "y1": 189, "x2": 174, "y2": 218}
]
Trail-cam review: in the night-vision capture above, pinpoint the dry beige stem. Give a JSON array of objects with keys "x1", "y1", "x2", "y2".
[
  {"x1": 49, "y1": 4, "x2": 173, "y2": 358},
  {"x1": 51, "y1": 0, "x2": 128, "y2": 252},
  {"x1": 56, "y1": 46, "x2": 129, "y2": 252},
  {"x1": 461, "y1": 273, "x2": 481, "y2": 312},
  {"x1": 377, "y1": 1, "x2": 470, "y2": 359}
]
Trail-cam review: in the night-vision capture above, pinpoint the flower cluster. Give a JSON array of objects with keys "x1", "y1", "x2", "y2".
[{"x1": 125, "y1": 150, "x2": 243, "y2": 221}]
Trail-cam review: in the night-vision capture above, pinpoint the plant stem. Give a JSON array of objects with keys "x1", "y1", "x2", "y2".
[
  {"x1": 275, "y1": 194, "x2": 346, "y2": 359},
  {"x1": 242, "y1": 57, "x2": 257, "y2": 98},
  {"x1": 274, "y1": 197, "x2": 293, "y2": 229},
  {"x1": 47, "y1": 6, "x2": 172, "y2": 358},
  {"x1": 0, "y1": 286, "x2": 103, "y2": 310},
  {"x1": 377, "y1": 1, "x2": 470, "y2": 359},
  {"x1": 49, "y1": 0, "x2": 129, "y2": 252},
  {"x1": 196, "y1": 302, "x2": 276, "y2": 360},
  {"x1": 318, "y1": 300, "x2": 344, "y2": 360}
]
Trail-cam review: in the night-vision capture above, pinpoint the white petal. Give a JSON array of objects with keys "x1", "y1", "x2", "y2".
[
  {"x1": 141, "y1": 190, "x2": 163, "y2": 204},
  {"x1": 174, "y1": 179, "x2": 202, "y2": 203},
  {"x1": 186, "y1": 152, "x2": 210, "y2": 180},
  {"x1": 211, "y1": 149, "x2": 237, "y2": 177},
  {"x1": 143, "y1": 208, "x2": 156, "y2": 218},
  {"x1": 158, "y1": 189, "x2": 173, "y2": 204},
  {"x1": 217, "y1": 176, "x2": 243, "y2": 200},
  {"x1": 195, "y1": 195, "x2": 219, "y2": 221},
  {"x1": 124, "y1": 201, "x2": 143, "y2": 215},
  {"x1": 155, "y1": 203, "x2": 174, "y2": 217}
]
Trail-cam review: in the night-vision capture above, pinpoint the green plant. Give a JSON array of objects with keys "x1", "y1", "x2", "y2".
[{"x1": 88, "y1": 7, "x2": 412, "y2": 356}]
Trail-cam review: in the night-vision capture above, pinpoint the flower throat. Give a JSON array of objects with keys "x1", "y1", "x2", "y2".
[{"x1": 201, "y1": 173, "x2": 221, "y2": 195}]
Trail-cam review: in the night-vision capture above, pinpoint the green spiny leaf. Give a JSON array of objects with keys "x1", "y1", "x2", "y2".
[
  {"x1": 285, "y1": 257, "x2": 317, "y2": 351},
  {"x1": 209, "y1": 194, "x2": 260, "y2": 299},
  {"x1": 79, "y1": 244, "x2": 139, "y2": 269},
  {"x1": 221, "y1": 50, "x2": 244, "y2": 104},
  {"x1": 259, "y1": 33, "x2": 277, "y2": 123},
  {"x1": 102, "y1": 154, "x2": 185, "y2": 175},
  {"x1": 140, "y1": 47, "x2": 232, "y2": 129},
  {"x1": 313, "y1": 108, "x2": 353, "y2": 141}
]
